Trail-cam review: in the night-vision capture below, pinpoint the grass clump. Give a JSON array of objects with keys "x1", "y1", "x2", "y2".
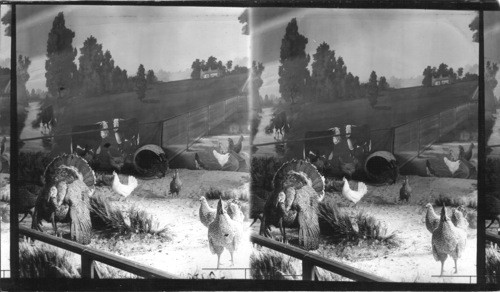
[
  {"x1": 250, "y1": 249, "x2": 298, "y2": 280},
  {"x1": 486, "y1": 245, "x2": 500, "y2": 284},
  {"x1": 19, "y1": 240, "x2": 79, "y2": 278}
]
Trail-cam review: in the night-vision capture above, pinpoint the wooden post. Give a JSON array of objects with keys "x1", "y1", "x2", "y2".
[
  {"x1": 81, "y1": 254, "x2": 96, "y2": 279},
  {"x1": 302, "y1": 258, "x2": 316, "y2": 281},
  {"x1": 186, "y1": 113, "x2": 190, "y2": 150}
]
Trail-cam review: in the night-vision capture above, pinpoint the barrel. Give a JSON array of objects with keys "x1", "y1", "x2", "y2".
[
  {"x1": 132, "y1": 144, "x2": 166, "y2": 175},
  {"x1": 363, "y1": 151, "x2": 399, "y2": 184}
]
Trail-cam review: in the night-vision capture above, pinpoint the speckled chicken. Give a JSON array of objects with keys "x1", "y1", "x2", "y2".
[
  {"x1": 260, "y1": 159, "x2": 324, "y2": 250},
  {"x1": 208, "y1": 199, "x2": 243, "y2": 269},
  {"x1": 451, "y1": 207, "x2": 468, "y2": 231},
  {"x1": 399, "y1": 176, "x2": 411, "y2": 202},
  {"x1": 425, "y1": 203, "x2": 440, "y2": 233},
  {"x1": 169, "y1": 169, "x2": 182, "y2": 196},
  {"x1": 199, "y1": 196, "x2": 216, "y2": 228},
  {"x1": 432, "y1": 205, "x2": 467, "y2": 276},
  {"x1": 32, "y1": 154, "x2": 96, "y2": 245},
  {"x1": 228, "y1": 135, "x2": 244, "y2": 154},
  {"x1": 227, "y1": 200, "x2": 244, "y2": 224}
]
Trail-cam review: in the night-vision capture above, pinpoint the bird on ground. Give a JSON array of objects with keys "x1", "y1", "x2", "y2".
[
  {"x1": 399, "y1": 176, "x2": 411, "y2": 202},
  {"x1": 227, "y1": 200, "x2": 244, "y2": 224},
  {"x1": 432, "y1": 204, "x2": 467, "y2": 276},
  {"x1": 458, "y1": 143, "x2": 474, "y2": 162},
  {"x1": 208, "y1": 199, "x2": 243, "y2": 269},
  {"x1": 194, "y1": 153, "x2": 207, "y2": 170},
  {"x1": 451, "y1": 207, "x2": 469, "y2": 231},
  {"x1": 426, "y1": 160, "x2": 436, "y2": 177},
  {"x1": 260, "y1": 159, "x2": 324, "y2": 250},
  {"x1": 443, "y1": 157, "x2": 460, "y2": 176},
  {"x1": 213, "y1": 150, "x2": 230, "y2": 168},
  {"x1": 169, "y1": 169, "x2": 182, "y2": 196},
  {"x1": 199, "y1": 196, "x2": 216, "y2": 228},
  {"x1": 341, "y1": 177, "x2": 368, "y2": 205},
  {"x1": 112, "y1": 171, "x2": 138, "y2": 198},
  {"x1": 32, "y1": 154, "x2": 96, "y2": 245},
  {"x1": 338, "y1": 156, "x2": 357, "y2": 179},
  {"x1": 425, "y1": 203, "x2": 440, "y2": 233},
  {"x1": 249, "y1": 193, "x2": 267, "y2": 227},
  {"x1": 228, "y1": 135, "x2": 244, "y2": 154}
]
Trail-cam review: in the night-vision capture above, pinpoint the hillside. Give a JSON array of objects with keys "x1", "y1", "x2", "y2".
[{"x1": 50, "y1": 73, "x2": 249, "y2": 152}]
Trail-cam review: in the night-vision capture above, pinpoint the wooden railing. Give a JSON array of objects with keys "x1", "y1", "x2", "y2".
[
  {"x1": 250, "y1": 233, "x2": 391, "y2": 282},
  {"x1": 18, "y1": 226, "x2": 179, "y2": 279},
  {"x1": 486, "y1": 231, "x2": 500, "y2": 245}
]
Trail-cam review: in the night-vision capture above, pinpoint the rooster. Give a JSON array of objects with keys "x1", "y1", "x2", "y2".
[
  {"x1": 112, "y1": 171, "x2": 138, "y2": 198},
  {"x1": 443, "y1": 157, "x2": 460, "y2": 176},
  {"x1": 213, "y1": 150, "x2": 230, "y2": 168},
  {"x1": 432, "y1": 204, "x2": 467, "y2": 276},
  {"x1": 459, "y1": 143, "x2": 474, "y2": 162},
  {"x1": 169, "y1": 169, "x2": 182, "y2": 196},
  {"x1": 199, "y1": 196, "x2": 216, "y2": 227},
  {"x1": 260, "y1": 159, "x2": 324, "y2": 250},
  {"x1": 32, "y1": 154, "x2": 96, "y2": 245},
  {"x1": 341, "y1": 177, "x2": 368, "y2": 205},
  {"x1": 228, "y1": 135, "x2": 244, "y2": 154},
  {"x1": 399, "y1": 176, "x2": 411, "y2": 203}
]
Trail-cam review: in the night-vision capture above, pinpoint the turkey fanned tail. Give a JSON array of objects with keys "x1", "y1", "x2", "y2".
[
  {"x1": 298, "y1": 205, "x2": 320, "y2": 250},
  {"x1": 69, "y1": 197, "x2": 92, "y2": 245}
]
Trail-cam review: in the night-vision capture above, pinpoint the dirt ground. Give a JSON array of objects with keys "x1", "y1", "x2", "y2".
[
  {"x1": 17, "y1": 169, "x2": 252, "y2": 279},
  {"x1": 251, "y1": 175, "x2": 477, "y2": 283}
]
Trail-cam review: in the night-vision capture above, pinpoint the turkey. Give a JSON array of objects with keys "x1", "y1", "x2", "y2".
[
  {"x1": 228, "y1": 135, "x2": 244, "y2": 154},
  {"x1": 399, "y1": 176, "x2": 411, "y2": 202},
  {"x1": 432, "y1": 204, "x2": 467, "y2": 276},
  {"x1": 112, "y1": 171, "x2": 138, "y2": 198},
  {"x1": 32, "y1": 154, "x2": 96, "y2": 245},
  {"x1": 341, "y1": 177, "x2": 368, "y2": 205},
  {"x1": 260, "y1": 159, "x2": 324, "y2": 250},
  {"x1": 169, "y1": 169, "x2": 182, "y2": 196}
]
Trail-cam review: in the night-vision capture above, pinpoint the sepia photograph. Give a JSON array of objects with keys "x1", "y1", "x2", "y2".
[
  {"x1": 14, "y1": 5, "x2": 256, "y2": 279},
  {"x1": 248, "y1": 8, "x2": 478, "y2": 283},
  {"x1": 484, "y1": 10, "x2": 500, "y2": 285},
  {"x1": 0, "y1": 3, "x2": 11, "y2": 280}
]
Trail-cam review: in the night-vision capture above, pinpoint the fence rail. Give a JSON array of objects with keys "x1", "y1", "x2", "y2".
[
  {"x1": 18, "y1": 226, "x2": 179, "y2": 279},
  {"x1": 250, "y1": 233, "x2": 390, "y2": 282}
]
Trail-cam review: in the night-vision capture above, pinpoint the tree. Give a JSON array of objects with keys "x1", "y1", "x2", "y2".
[
  {"x1": 367, "y1": 71, "x2": 378, "y2": 107},
  {"x1": 45, "y1": 12, "x2": 78, "y2": 98},
  {"x1": 457, "y1": 67, "x2": 464, "y2": 79},
  {"x1": 378, "y1": 76, "x2": 389, "y2": 91},
  {"x1": 310, "y1": 42, "x2": 336, "y2": 101},
  {"x1": 191, "y1": 59, "x2": 202, "y2": 79},
  {"x1": 226, "y1": 60, "x2": 233, "y2": 72},
  {"x1": 101, "y1": 50, "x2": 115, "y2": 92},
  {"x1": 1, "y1": 7, "x2": 11, "y2": 37},
  {"x1": 422, "y1": 66, "x2": 435, "y2": 87},
  {"x1": 469, "y1": 14, "x2": 479, "y2": 43},
  {"x1": 17, "y1": 55, "x2": 31, "y2": 102},
  {"x1": 278, "y1": 18, "x2": 310, "y2": 103},
  {"x1": 78, "y1": 36, "x2": 104, "y2": 97},
  {"x1": 146, "y1": 69, "x2": 158, "y2": 85},
  {"x1": 436, "y1": 63, "x2": 449, "y2": 77},
  {"x1": 251, "y1": 61, "x2": 265, "y2": 111},
  {"x1": 135, "y1": 64, "x2": 147, "y2": 101},
  {"x1": 238, "y1": 9, "x2": 249, "y2": 35},
  {"x1": 205, "y1": 56, "x2": 218, "y2": 70}
]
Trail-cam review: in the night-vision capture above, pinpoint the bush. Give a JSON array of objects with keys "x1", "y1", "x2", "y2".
[
  {"x1": 250, "y1": 249, "x2": 298, "y2": 280},
  {"x1": 486, "y1": 245, "x2": 500, "y2": 284},
  {"x1": 19, "y1": 240, "x2": 79, "y2": 278}
]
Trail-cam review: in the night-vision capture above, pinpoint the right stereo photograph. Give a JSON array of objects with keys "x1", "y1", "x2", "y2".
[{"x1": 485, "y1": 10, "x2": 500, "y2": 285}]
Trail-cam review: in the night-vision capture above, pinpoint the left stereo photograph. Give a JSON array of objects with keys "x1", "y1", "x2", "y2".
[
  {"x1": 13, "y1": 5, "x2": 254, "y2": 279},
  {"x1": 0, "y1": 3, "x2": 11, "y2": 280}
]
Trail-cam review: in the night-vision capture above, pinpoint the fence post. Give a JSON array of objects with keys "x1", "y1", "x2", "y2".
[
  {"x1": 186, "y1": 112, "x2": 190, "y2": 150},
  {"x1": 417, "y1": 120, "x2": 421, "y2": 158},
  {"x1": 81, "y1": 254, "x2": 96, "y2": 279},
  {"x1": 302, "y1": 258, "x2": 317, "y2": 281}
]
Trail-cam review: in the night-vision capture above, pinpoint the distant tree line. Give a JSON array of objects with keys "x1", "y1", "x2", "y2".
[
  {"x1": 421, "y1": 63, "x2": 478, "y2": 87},
  {"x1": 277, "y1": 18, "x2": 389, "y2": 107},
  {"x1": 44, "y1": 12, "x2": 158, "y2": 101},
  {"x1": 190, "y1": 56, "x2": 249, "y2": 79}
]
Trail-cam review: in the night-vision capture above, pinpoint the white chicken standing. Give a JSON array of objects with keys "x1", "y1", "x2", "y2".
[
  {"x1": 342, "y1": 177, "x2": 368, "y2": 205},
  {"x1": 443, "y1": 157, "x2": 460, "y2": 176},
  {"x1": 112, "y1": 171, "x2": 138, "y2": 198}
]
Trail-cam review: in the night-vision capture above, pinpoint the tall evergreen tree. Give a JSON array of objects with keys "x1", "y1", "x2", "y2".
[
  {"x1": 191, "y1": 59, "x2": 202, "y2": 79},
  {"x1": 136, "y1": 64, "x2": 147, "y2": 101},
  {"x1": 17, "y1": 55, "x2": 31, "y2": 103},
  {"x1": 422, "y1": 66, "x2": 434, "y2": 87},
  {"x1": 378, "y1": 76, "x2": 389, "y2": 91},
  {"x1": 368, "y1": 71, "x2": 378, "y2": 107},
  {"x1": 278, "y1": 18, "x2": 310, "y2": 104},
  {"x1": 146, "y1": 69, "x2": 158, "y2": 85},
  {"x1": 102, "y1": 50, "x2": 115, "y2": 92},
  {"x1": 310, "y1": 42, "x2": 336, "y2": 101},
  {"x1": 45, "y1": 12, "x2": 78, "y2": 98},
  {"x1": 78, "y1": 36, "x2": 104, "y2": 97}
]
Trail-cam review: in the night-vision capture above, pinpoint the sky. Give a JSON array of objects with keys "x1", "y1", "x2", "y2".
[
  {"x1": 250, "y1": 8, "x2": 479, "y2": 97},
  {"x1": 485, "y1": 11, "x2": 500, "y2": 98},
  {"x1": 16, "y1": 6, "x2": 249, "y2": 91},
  {"x1": 0, "y1": 5, "x2": 11, "y2": 66}
]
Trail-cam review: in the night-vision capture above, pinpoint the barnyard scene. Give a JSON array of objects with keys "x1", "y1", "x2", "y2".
[
  {"x1": 10, "y1": 6, "x2": 255, "y2": 279},
  {"x1": 249, "y1": 9, "x2": 478, "y2": 283}
]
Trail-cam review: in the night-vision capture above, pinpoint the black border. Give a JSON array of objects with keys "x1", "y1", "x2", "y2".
[{"x1": 3, "y1": 0, "x2": 499, "y2": 290}]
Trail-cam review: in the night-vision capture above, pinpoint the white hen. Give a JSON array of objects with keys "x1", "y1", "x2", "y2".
[
  {"x1": 443, "y1": 157, "x2": 460, "y2": 175},
  {"x1": 213, "y1": 150, "x2": 230, "y2": 168},
  {"x1": 342, "y1": 177, "x2": 368, "y2": 204},
  {"x1": 112, "y1": 171, "x2": 138, "y2": 198}
]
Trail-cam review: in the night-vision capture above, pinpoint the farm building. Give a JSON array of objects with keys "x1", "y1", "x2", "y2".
[
  {"x1": 432, "y1": 75, "x2": 452, "y2": 86},
  {"x1": 200, "y1": 68, "x2": 221, "y2": 79}
]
